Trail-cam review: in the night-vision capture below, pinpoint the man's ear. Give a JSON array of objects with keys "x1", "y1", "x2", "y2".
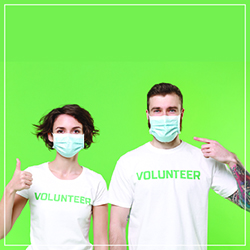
[
  {"x1": 146, "y1": 109, "x2": 149, "y2": 120},
  {"x1": 181, "y1": 108, "x2": 185, "y2": 119}
]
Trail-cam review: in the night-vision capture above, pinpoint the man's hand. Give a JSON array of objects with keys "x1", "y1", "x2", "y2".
[{"x1": 194, "y1": 137, "x2": 237, "y2": 166}]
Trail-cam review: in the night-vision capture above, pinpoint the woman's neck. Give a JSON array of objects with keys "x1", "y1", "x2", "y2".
[{"x1": 48, "y1": 153, "x2": 82, "y2": 180}]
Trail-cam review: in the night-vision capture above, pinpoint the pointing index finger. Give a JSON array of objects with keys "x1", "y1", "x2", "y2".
[{"x1": 193, "y1": 137, "x2": 212, "y2": 144}]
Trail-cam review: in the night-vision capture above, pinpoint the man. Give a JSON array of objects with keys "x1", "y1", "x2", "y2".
[{"x1": 109, "y1": 83, "x2": 249, "y2": 250}]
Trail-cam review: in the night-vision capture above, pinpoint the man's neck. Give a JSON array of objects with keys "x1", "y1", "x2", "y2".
[{"x1": 150, "y1": 136, "x2": 181, "y2": 149}]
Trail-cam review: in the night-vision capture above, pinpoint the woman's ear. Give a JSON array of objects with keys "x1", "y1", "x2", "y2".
[{"x1": 48, "y1": 133, "x2": 53, "y2": 142}]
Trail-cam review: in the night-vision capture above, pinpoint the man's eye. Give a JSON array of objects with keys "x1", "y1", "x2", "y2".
[
  {"x1": 154, "y1": 110, "x2": 160, "y2": 113},
  {"x1": 170, "y1": 109, "x2": 176, "y2": 112}
]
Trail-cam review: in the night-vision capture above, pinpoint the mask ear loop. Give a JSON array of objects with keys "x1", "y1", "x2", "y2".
[
  {"x1": 51, "y1": 132, "x2": 55, "y2": 149},
  {"x1": 178, "y1": 114, "x2": 181, "y2": 134}
]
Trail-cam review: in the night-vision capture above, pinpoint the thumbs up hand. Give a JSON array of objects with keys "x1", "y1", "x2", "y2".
[{"x1": 8, "y1": 159, "x2": 33, "y2": 193}]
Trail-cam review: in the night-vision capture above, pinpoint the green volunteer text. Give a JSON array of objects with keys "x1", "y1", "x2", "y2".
[
  {"x1": 136, "y1": 170, "x2": 201, "y2": 180},
  {"x1": 34, "y1": 192, "x2": 91, "y2": 204}
]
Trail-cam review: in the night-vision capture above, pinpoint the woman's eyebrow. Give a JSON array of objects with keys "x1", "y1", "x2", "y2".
[
  {"x1": 55, "y1": 126, "x2": 82, "y2": 129},
  {"x1": 55, "y1": 126, "x2": 65, "y2": 130},
  {"x1": 72, "y1": 126, "x2": 82, "y2": 130}
]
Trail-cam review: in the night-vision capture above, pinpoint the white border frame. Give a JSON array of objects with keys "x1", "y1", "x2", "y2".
[{"x1": 3, "y1": 3, "x2": 247, "y2": 248}]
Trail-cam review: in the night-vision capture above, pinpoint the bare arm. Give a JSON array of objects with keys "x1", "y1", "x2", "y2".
[
  {"x1": 227, "y1": 160, "x2": 250, "y2": 211},
  {"x1": 194, "y1": 137, "x2": 250, "y2": 211},
  {"x1": 0, "y1": 192, "x2": 28, "y2": 239},
  {"x1": 93, "y1": 204, "x2": 108, "y2": 250},
  {"x1": 109, "y1": 205, "x2": 130, "y2": 250},
  {"x1": 0, "y1": 159, "x2": 32, "y2": 239}
]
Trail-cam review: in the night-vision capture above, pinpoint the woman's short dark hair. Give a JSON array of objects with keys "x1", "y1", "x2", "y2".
[
  {"x1": 34, "y1": 104, "x2": 99, "y2": 150},
  {"x1": 147, "y1": 83, "x2": 183, "y2": 110}
]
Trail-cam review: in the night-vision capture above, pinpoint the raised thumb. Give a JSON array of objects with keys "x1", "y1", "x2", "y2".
[{"x1": 16, "y1": 158, "x2": 21, "y2": 172}]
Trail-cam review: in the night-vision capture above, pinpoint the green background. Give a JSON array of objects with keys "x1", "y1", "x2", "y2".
[{"x1": 1, "y1": 0, "x2": 249, "y2": 249}]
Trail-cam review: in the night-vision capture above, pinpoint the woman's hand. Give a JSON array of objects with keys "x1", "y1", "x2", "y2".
[
  {"x1": 0, "y1": 159, "x2": 30, "y2": 239},
  {"x1": 7, "y1": 159, "x2": 33, "y2": 193}
]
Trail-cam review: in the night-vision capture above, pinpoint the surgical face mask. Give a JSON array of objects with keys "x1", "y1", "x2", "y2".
[
  {"x1": 52, "y1": 133, "x2": 85, "y2": 158},
  {"x1": 149, "y1": 115, "x2": 181, "y2": 143}
]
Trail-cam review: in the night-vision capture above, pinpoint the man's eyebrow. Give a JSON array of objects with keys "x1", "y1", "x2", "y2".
[
  {"x1": 151, "y1": 107, "x2": 161, "y2": 111},
  {"x1": 167, "y1": 106, "x2": 178, "y2": 110},
  {"x1": 151, "y1": 106, "x2": 178, "y2": 111}
]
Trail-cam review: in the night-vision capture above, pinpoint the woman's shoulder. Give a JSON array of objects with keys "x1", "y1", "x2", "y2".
[
  {"x1": 81, "y1": 167, "x2": 106, "y2": 183},
  {"x1": 24, "y1": 162, "x2": 48, "y2": 174}
]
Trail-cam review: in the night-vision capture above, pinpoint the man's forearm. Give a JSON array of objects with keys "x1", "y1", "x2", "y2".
[
  {"x1": 228, "y1": 160, "x2": 250, "y2": 211},
  {"x1": 109, "y1": 226, "x2": 127, "y2": 250},
  {"x1": 93, "y1": 245, "x2": 109, "y2": 250}
]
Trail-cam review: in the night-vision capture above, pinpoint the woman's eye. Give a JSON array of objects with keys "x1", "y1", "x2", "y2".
[
  {"x1": 74, "y1": 130, "x2": 80, "y2": 134},
  {"x1": 57, "y1": 130, "x2": 63, "y2": 133}
]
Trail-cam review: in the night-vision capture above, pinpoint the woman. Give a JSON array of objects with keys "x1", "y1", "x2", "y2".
[{"x1": 0, "y1": 104, "x2": 108, "y2": 250}]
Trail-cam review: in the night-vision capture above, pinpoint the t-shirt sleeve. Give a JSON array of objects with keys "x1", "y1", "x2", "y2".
[
  {"x1": 211, "y1": 160, "x2": 238, "y2": 198},
  {"x1": 108, "y1": 158, "x2": 134, "y2": 208},
  {"x1": 16, "y1": 189, "x2": 29, "y2": 199},
  {"x1": 92, "y1": 175, "x2": 108, "y2": 206},
  {"x1": 16, "y1": 167, "x2": 32, "y2": 199}
]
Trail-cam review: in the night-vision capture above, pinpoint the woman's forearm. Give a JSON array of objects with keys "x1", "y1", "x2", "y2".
[
  {"x1": 93, "y1": 204, "x2": 109, "y2": 249},
  {"x1": 0, "y1": 186, "x2": 16, "y2": 239}
]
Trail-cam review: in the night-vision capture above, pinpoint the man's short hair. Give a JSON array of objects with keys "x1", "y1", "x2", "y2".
[
  {"x1": 147, "y1": 83, "x2": 183, "y2": 110},
  {"x1": 33, "y1": 104, "x2": 99, "y2": 150}
]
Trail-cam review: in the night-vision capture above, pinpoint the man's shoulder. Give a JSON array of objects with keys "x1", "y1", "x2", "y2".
[
  {"x1": 182, "y1": 141, "x2": 201, "y2": 152},
  {"x1": 119, "y1": 141, "x2": 202, "y2": 157},
  {"x1": 182, "y1": 142, "x2": 226, "y2": 167},
  {"x1": 116, "y1": 143, "x2": 150, "y2": 165},
  {"x1": 117, "y1": 141, "x2": 204, "y2": 163},
  {"x1": 120, "y1": 142, "x2": 149, "y2": 157}
]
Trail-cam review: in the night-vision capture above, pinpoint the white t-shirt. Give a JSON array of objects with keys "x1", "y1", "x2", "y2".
[
  {"x1": 109, "y1": 142, "x2": 237, "y2": 250},
  {"x1": 16, "y1": 162, "x2": 108, "y2": 250}
]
